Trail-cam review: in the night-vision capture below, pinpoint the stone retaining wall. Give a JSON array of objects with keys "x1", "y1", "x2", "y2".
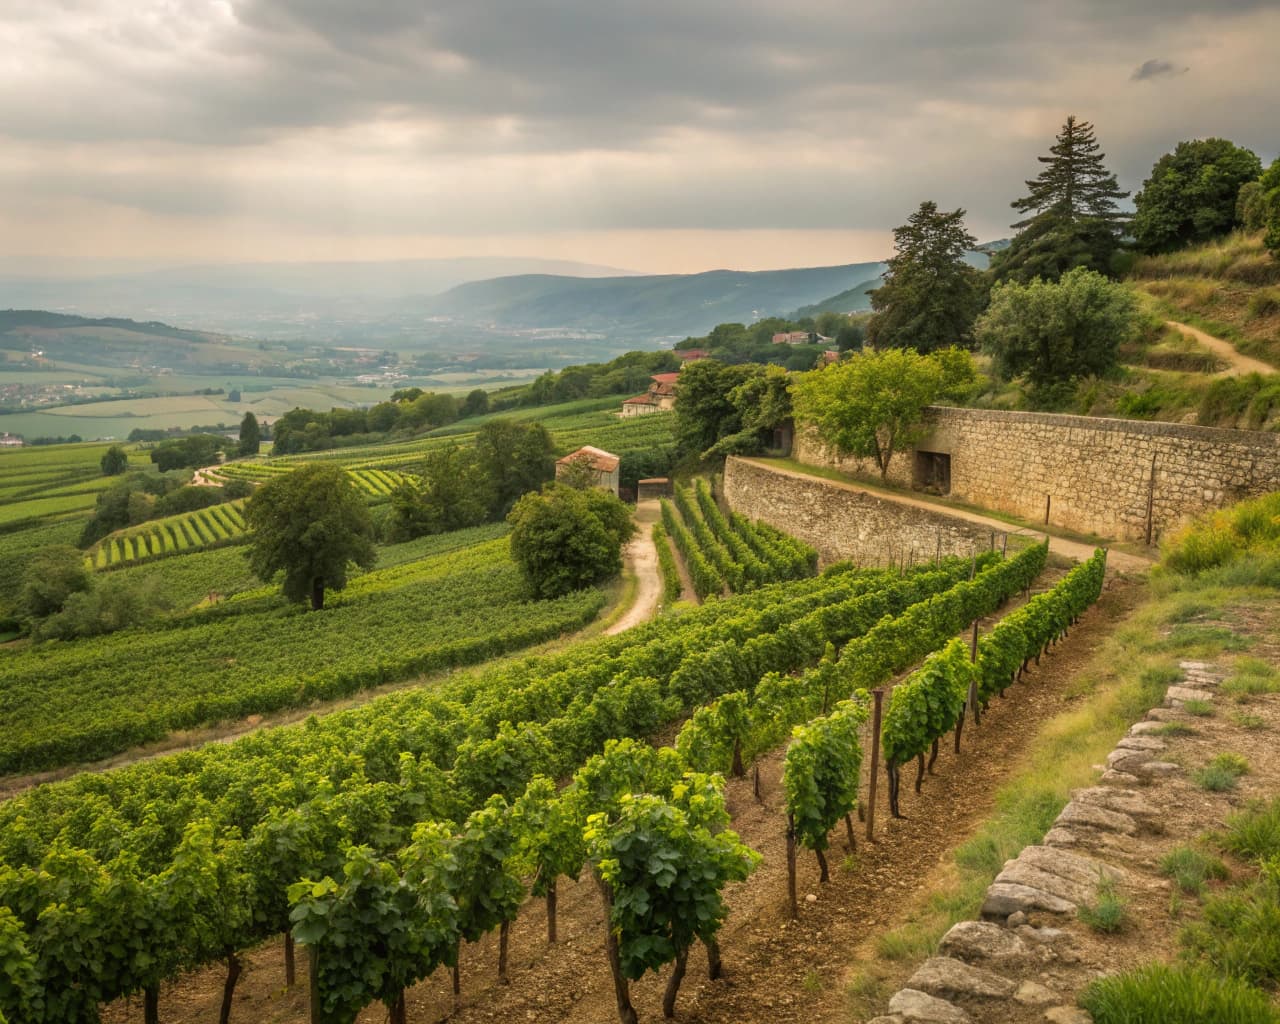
[
  {"x1": 796, "y1": 407, "x2": 1280, "y2": 542},
  {"x1": 722, "y1": 457, "x2": 995, "y2": 568},
  {"x1": 866, "y1": 660, "x2": 1224, "y2": 1024}
]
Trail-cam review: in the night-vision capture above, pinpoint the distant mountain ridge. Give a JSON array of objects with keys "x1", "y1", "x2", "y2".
[
  {"x1": 0, "y1": 242, "x2": 1011, "y2": 359},
  {"x1": 422, "y1": 262, "x2": 889, "y2": 340}
]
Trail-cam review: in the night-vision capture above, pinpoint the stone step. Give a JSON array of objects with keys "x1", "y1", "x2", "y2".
[
  {"x1": 907, "y1": 957, "x2": 1017, "y2": 1000},
  {"x1": 1016, "y1": 844, "x2": 1128, "y2": 886},
  {"x1": 938, "y1": 920, "x2": 1031, "y2": 964},
  {"x1": 1055, "y1": 800, "x2": 1139, "y2": 835},
  {"x1": 1166, "y1": 685, "x2": 1215, "y2": 704},
  {"x1": 1115, "y1": 735, "x2": 1166, "y2": 752},
  {"x1": 888, "y1": 988, "x2": 972, "y2": 1023},
  {"x1": 982, "y1": 881, "x2": 1077, "y2": 918},
  {"x1": 1070, "y1": 786, "x2": 1160, "y2": 821},
  {"x1": 1133, "y1": 760, "x2": 1181, "y2": 778}
]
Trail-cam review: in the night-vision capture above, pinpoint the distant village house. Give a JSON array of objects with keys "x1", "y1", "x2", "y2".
[
  {"x1": 620, "y1": 372, "x2": 680, "y2": 418},
  {"x1": 772, "y1": 331, "x2": 833, "y2": 346}
]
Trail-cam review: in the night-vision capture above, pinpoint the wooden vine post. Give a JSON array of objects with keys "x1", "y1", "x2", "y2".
[
  {"x1": 969, "y1": 620, "x2": 981, "y2": 725},
  {"x1": 786, "y1": 814, "x2": 799, "y2": 919},
  {"x1": 865, "y1": 688, "x2": 883, "y2": 841}
]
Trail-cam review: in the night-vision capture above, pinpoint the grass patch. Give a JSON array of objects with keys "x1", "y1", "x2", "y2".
[
  {"x1": 1183, "y1": 881, "x2": 1280, "y2": 989},
  {"x1": 1141, "y1": 663, "x2": 1185, "y2": 688},
  {"x1": 1184, "y1": 699, "x2": 1216, "y2": 717},
  {"x1": 1160, "y1": 846, "x2": 1230, "y2": 895},
  {"x1": 873, "y1": 928, "x2": 935, "y2": 962},
  {"x1": 1194, "y1": 753, "x2": 1250, "y2": 792},
  {"x1": 1155, "y1": 721, "x2": 1197, "y2": 737},
  {"x1": 1079, "y1": 876, "x2": 1128, "y2": 933},
  {"x1": 1231, "y1": 712, "x2": 1267, "y2": 731},
  {"x1": 1160, "y1": 624, "x2": 1250, "y2": 655},
  {"x1": 1221, "y1": 799, "x2": 1280, "y2": 862},
  {"x1": 1080, "y1": 963, "x2": 1280, "y2": 1024},
  {"x1": 1223, "y1": 658, "x2": 1280, "y2": 700}
]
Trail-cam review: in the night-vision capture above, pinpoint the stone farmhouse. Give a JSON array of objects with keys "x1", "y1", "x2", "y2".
[
  {"x1": 620, "y1": 372, "x2": 680, "y2": 418},
  {"x1": 555, "y1": 445, "x2": 621, "y2": 495}
]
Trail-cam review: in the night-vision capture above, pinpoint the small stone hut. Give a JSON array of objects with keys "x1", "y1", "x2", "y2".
[{"x1": 555, "y1": 445, "x2": 621, "y2": 495}]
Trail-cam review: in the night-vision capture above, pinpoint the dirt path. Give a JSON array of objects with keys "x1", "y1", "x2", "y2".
[
  {"x1": 742, "y1": 459, "x2": 1153, "y2": 574},
  {"x1": 190, "y1": 464, "x2": 226, "y2": 487},
  {"x1": 1165, "y1": 319, "x2": 1279, "y2": 376},
  {"x1": 100, "y1": 581, "x2": 1144, "y2": 1024},
  {"x1": 606, "y1": 500, "x2": 662, "y2": 635}
]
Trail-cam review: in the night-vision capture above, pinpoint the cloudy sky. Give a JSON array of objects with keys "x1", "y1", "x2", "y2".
[{"x1": 2, "y1": 0, "x2": 1278, "y2": 275}]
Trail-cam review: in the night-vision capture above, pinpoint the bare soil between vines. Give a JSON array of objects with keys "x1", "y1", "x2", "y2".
[{"x1": 101, "y1": 576, "x2": 1145, "y2": 1024}]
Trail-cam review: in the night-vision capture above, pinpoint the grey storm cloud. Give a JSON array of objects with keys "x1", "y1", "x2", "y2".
[
  {"x1": 0, "y1": 0, "x2": 1278, "y2": 253},
  {"x1": 1132, "y1": 58, "x2": 1189, "y2": 81}
]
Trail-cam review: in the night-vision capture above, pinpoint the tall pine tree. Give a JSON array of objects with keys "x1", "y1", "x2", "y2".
[
  {"x1": 993, "y1": 115, "x2": 1130, "y2": 283},
  {"x1": 867, "y1": 201, "x2": 983, "y2": 352}
]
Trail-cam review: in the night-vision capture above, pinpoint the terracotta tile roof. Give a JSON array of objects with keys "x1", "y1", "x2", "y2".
[
  {"x1": 650, "y1": 372, "x2": 681, "y2": 386},
  {"x1": 556, "y1": 445, "x2": 620, "y2": 473},
  {"x1": 623, "y1": 393, "x2": 659, "y2": 405}
]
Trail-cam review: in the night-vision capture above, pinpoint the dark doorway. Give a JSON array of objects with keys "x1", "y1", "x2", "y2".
[{"x1": 913, "y1": 451, "x2": 951, "y2": 495}]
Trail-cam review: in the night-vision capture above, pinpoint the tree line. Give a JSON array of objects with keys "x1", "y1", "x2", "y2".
[{"x1": 864, "y1": 116, "x2": 1277, "y2": 401}]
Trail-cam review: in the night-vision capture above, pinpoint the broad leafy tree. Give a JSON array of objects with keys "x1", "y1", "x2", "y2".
[
  {"x1": 244, "y1": 462, "x2": 376, "y2": 610},
  {"x1": 976, "y1": 267, "x2": 1139, "y2": 394},
  {"x1": 675, "y1": 360, "x2": 793, "y2": 459},
  {"x1": 674, "y1": 360, "x2": 755, "y2": 458},
  {"x1": 507, "y1": 483, "x2": 636, "y2": 598},
  {"x1": 993, "y1": 115, "x2": 1129, "y2": 283},
  {"x1": 702, "y1": 364, "x2": 793, "y2": 458},
  {"x1": 867, "y1": 201, "x2": 983, "y2": 352},
  {"x1": 150, "y1": 434, "x2": 229, "y2": 471},
  {"x1": 1133, "y1": 139, "x2": 1262, "y2": 253},
  {"x1": 238, "y1": 412, "x2": 261, "y2": 456},
  {"x1": 17, "y1": 545, "x2": 91, "y2": 624},
  {"x1": 1260, "y1": 157, "x2": 1280, "y2": 258},
  {"x1": 388, "y1": 445, "x2": 492, "y2": 540},
  {"x1": 791, "y1": 347, "x2": 977, "y2": 481},
  {"x1": 99, "y1": 445, "x2": 128, "y2": 476},
  {"x1": 475, "y1": 419, "x2": 555, "y2": 517}
]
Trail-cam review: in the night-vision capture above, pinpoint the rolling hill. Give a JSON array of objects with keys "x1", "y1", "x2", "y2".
[{"x1": 422, "y1": 262, "x2": 888, "y2": 340}]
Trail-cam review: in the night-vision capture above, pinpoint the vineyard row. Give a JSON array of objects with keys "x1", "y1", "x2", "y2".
[{"x1": 0, "y1": 548, "x2": 1038, "y2": 1022}]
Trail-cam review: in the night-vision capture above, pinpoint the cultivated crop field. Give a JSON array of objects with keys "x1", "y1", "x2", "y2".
[{"x1": 2, "y1": 416, "x2": 1212, "y2": 1024}]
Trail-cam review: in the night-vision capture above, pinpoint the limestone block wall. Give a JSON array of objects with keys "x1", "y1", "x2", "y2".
[
  {"x1": 723, "y1": 457, "x2": 994, "y2": 568},
  {"x1": 795, "y1": 407, "x2": 1280, "y2": 542}
]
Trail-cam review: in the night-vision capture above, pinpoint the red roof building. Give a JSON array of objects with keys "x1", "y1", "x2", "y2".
[{"x1": 555, "y1": 445, "x2": 621, "y2": 494}]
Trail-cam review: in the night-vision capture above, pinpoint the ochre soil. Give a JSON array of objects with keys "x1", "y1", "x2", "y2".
[{"x1": 102, "y1": 579, "x2": 1145, "y2": 1024}]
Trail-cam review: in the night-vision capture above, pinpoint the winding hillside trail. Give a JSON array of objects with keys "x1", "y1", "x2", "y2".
[
  {"x1": 1165, "y1": 319, "x2": 1278, "y2": 376},
  {"x1": 741, "y1": 459, "x2": 1153, "y2": 574},
  {"x1": 605, "y1": 499, "x2": 662, "y2": 634},
  {"x1": 190, "y1": 464, "x2": 225, "y2": 486}
]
